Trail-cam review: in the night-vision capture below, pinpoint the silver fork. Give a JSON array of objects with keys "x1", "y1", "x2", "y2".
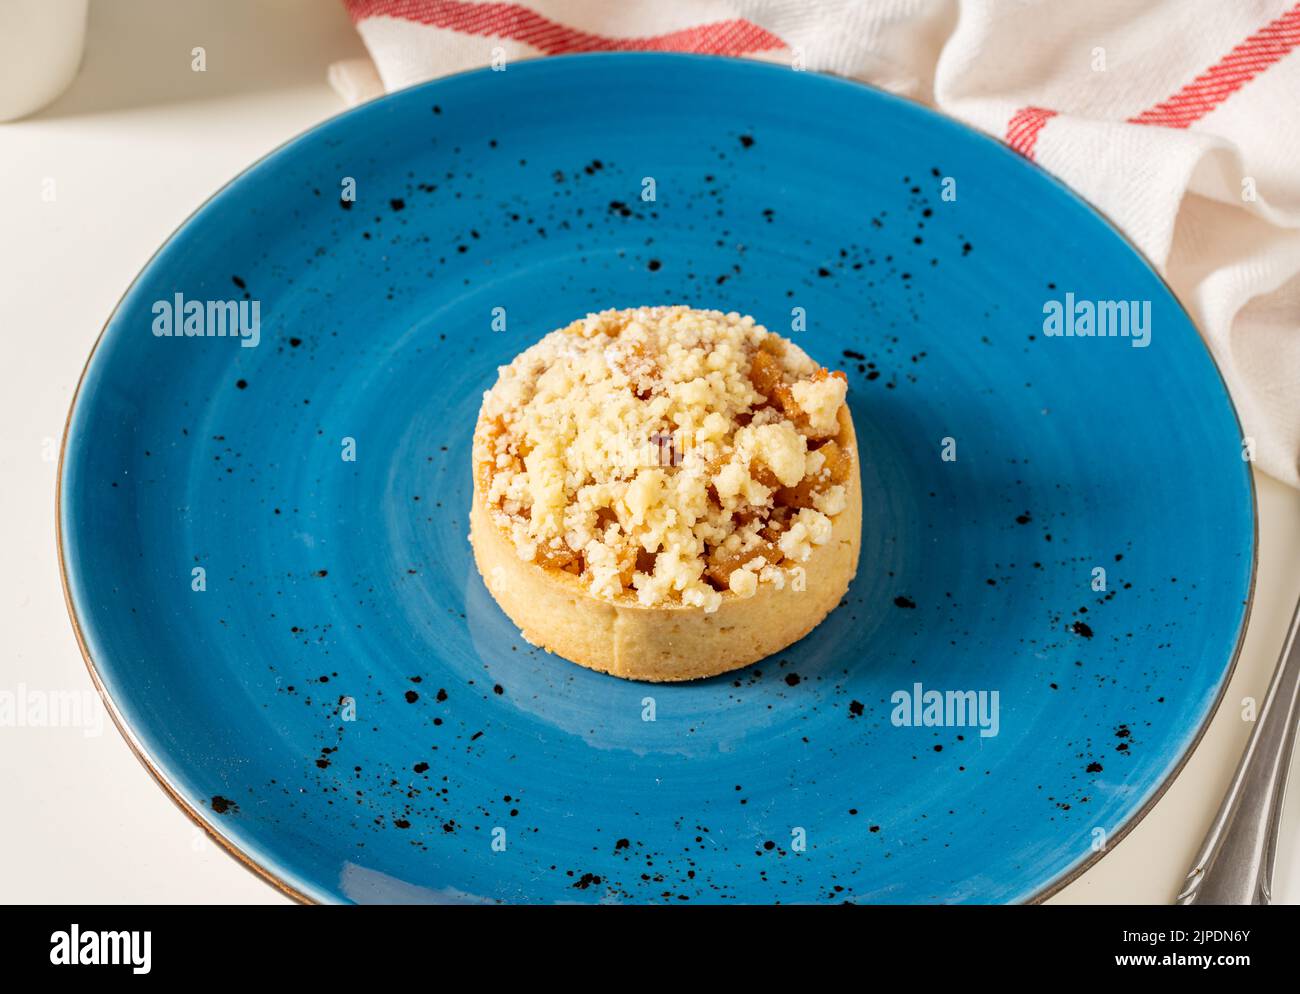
[{"x1": 1178, "y1": 596, "x2": 1300, "y2": 904}]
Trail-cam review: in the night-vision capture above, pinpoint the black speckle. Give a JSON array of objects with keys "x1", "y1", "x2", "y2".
[
  {"x1": 235, "y1": 379, "x2": 248, "y2": 390},
  {"x1": 739, "y1": 134, "x2": 754, "y2": 148},
  {"x1": 404, "y1": 690, "x2": 419, "y2": 703},
  {"x1": 848, "y1": 700, "x2": 865, "y2": 717},
  {"x1": 894, "y1": 595, "x2": 916, "y2": 609},
  {"x1": 210, "y1": 795, "x2": 237, "y2": 815},
  {"x1": 231, "y1": 275, "x2": 246, "y2": 289},
  {"x1": 1086, "y1": 761, "x2": 1103, "y2": 773},
  {"x1": 647, "y1": 259, "x2": 661, "y2": 271},
  {"x1": 1015, "y1": 512, "x2": 1032, "y2": 524},
  {"x1": 1071, "y1": 620, "x2": 1094, "y2": 638},
  {"x1": 389, "y1": 197, "x2": 406, "y2": 211},
  {"x1": 784, "y1": 673, "x2": 801, "y2": 687}
]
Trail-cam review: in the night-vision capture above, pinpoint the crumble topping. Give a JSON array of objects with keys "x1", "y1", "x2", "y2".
[{"x1": 473, "y1": 306, "x2": 852, "y2": 611}]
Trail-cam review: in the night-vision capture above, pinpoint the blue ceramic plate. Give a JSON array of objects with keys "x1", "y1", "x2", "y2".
[{"x1": 60, "y1": 54, "x2": 1255, "y2": 904}]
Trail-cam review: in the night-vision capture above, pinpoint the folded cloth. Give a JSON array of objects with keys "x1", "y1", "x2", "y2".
[{"x1": 333, "y1": 0, "x2": 1300, "y2": 486}]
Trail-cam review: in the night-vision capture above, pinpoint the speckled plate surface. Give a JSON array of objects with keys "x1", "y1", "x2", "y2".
[{"x1": 60, "y1": 54, "x2": 1255, "y2": 904}]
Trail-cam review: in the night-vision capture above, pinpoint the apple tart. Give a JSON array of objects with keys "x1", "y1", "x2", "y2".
[{"x1": 470, "y1": 306, "x2": 861, "y2": 682}]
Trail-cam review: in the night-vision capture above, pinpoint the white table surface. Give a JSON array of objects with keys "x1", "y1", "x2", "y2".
[{"x1": 2, "y1": 0, "x2": 1297, "y2": 905}]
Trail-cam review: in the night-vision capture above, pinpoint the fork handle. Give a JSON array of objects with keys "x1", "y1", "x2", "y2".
[{"x1": 1177, "y1": 595, "x2": 1300, "y2": 904}]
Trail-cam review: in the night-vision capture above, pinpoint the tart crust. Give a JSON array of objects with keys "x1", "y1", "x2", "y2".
[{"x1": 470, "y1": 405, "x2": 861, "y2": 682}]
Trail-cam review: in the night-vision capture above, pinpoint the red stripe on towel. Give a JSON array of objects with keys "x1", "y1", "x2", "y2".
[
  {"x1": 1004, "y1": 105, "x2": 1058, "y2": 159},
  {"x1": 344, "y1": 0, "x2": 787, "y2": 56},
  {"x1": 1128, "y1": 3, "x2": 1300, "y2": 127}
]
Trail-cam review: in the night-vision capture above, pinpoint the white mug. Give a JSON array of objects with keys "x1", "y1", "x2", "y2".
[{"x1": 0, "y1": 0, "x2": 89, "y2": 122}]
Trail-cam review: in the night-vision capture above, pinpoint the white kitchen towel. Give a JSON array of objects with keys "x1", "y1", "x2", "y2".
[{"x1": 333, "y1": 0, "x2": 1300, "y2": 486}]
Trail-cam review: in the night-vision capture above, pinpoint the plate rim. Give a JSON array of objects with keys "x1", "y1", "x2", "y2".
[{"x1": 55, "y1": 51, "x2": 1259, "y2": 905}]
